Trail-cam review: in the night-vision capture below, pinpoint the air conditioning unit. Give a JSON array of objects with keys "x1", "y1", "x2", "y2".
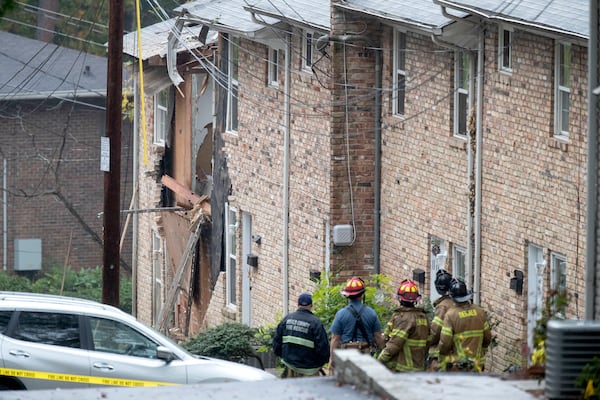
[{"x1": 545, "y1": 320, "x2": 600, "y2": 399}]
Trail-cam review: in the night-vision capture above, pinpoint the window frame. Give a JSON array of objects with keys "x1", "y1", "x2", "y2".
[
  {"x1": 393, "y1": 30, "x2": 407, "y2": 117},
  {"x1": 453, "y1": 50, "x2": 472, "y2": 138},
  {"x1": 554, "y1": 41, "x2": 571, "y2": 139},
  {"x1": 498, "y1": 25, "x2": 513, "y2": 73},
  {"x1": 550, "y1": 252, "x2": 567, "y2": 294},
  {"x1": 452, "y1": 244, "x2": 467, "y2": 281},
  {"x1": 151, "y1": 230, "x2": 163, "y2": 326},
  {"x1": 225, "y1": 203, "x2": 238, "y2": 307},
  {"x1": 302, "y1": 30, "x2": 314, "y2": 71},
  {"x1": 153, "y1": 88, "x2": 169, "y2": 146},
  {"x1": 226, "y1": 35, "x2": 239, "y2": 134},
  {"x1": 550, "y1": 252, "x2": 567, "y2": 316},
  {"x1": 268, "y1": 47, "x2": 279, "y2": 87}
]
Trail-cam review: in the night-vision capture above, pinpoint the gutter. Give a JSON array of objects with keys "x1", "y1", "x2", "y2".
[
  {"x1": 434, "y1": 0, "x2": 587, "y2": 41},
  {"x1": 316, "y1": 34, "x2": 383, "y2": 274},
  {"x1": 333, "y1": 3, "x2": 443, "y2": 36}
]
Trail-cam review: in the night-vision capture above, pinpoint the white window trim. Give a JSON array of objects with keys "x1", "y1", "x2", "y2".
[
  {"x1": 393, "y1": 30, "x2": 406, "y2": 117},
  {"x1": 226, "y1": 35, "x2": 239, "y2": 134},
  {"x1": 550, "y1": 252, "x2": 567, "y2": 293},
  {"x1": 498, "y1": 25, "x2": 513, "y2": 74},
  {"x1": 225, "y1": 203, "x2": 238, "y2": 308},
  {"x1": 153, "y1": 88, "x2": 168, "y2": 146},
  {"x1": 302, "y1": 30, "x2": 314, "y2": 71},
  {"x1": 554, "y1": 41, "x2": 571, "y2": 140},
  {"x1": 453, "y1": 50, "x2": 471, "y2": 138},
  {"x1": 452, "y1": 244, "x2": 467, "y2": 281},
  {"x1": 268, "y1": 47, "x2": 279, "y2": 87},
  {"x1": 151, "y1": 230, "x2": 163, "y2": 325}
]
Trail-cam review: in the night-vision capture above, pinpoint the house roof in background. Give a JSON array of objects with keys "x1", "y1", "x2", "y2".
[
  {"x1": 0, "y1": 31, "x2": 107, "y2": 101},
  {"x1": 123, "y1": 18, "x2": 217, "y2": 60},
  {"x1": 435, "y1": 0, "x2": 588, "y2": 39},
  {"x1": 243, "y1": 0, "x2": 330, "y2": 32},
  {"x1": 335, "y1": 0, "x2": 463, "y2": 33},
  {"x1": 175, "y1": 0, "x2": 280, "y2": 36}
]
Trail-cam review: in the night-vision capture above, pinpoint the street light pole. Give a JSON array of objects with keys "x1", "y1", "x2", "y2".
[{"x1": 103, "y1": 0, "x2": 124, "y2": 307}]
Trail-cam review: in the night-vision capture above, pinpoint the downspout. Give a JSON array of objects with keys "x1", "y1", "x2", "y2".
[
  {"x1": 316, "y1": 34, "x2": 383, "y2": 274},
  {"x1": 586, "y1": 0, "x2": 599, "y2": 320},
  {"x1": 131, "y1": 77, "x2": 139, "y2": 316},
  {"x1": 473, "y1": 31, "x2": 484, "y2": 305},
  {"x1": 373, "y1": 47, "x2": 382, "y2": 274},
  {"x1": 248, "y1": 11, "x2": 292, "y2": 311},
  {"x1": 3, "y1": 158, "x2": 6, "y2": 271},
  {"x1": 431, "y1": 33, "x2": 475, "y2": 289},
  {"x1": 282, "y1": 34, "x2": 291, "y2": 312}
]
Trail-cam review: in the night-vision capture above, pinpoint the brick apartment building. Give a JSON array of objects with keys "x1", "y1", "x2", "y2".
[
  {"x1": 0, "y1": 31, "x2": 132, "y2": 276},
  {"x1": 128, "y1": 0, "x2": 590, "y2": 373}
]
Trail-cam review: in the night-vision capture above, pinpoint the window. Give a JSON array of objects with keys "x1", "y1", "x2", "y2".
[
  {"x1": 226, "y1": 34, "x2": 239, "y2": 133},
  {"x1": 90, "y1": 317, "x2": 159, "y2": 358},
  {"x1": 550, "y1": 252, "x2": 567, "y2": 294},
  {"x1": 555, "y1": 42, "x2": 571, "y2": 139},
  {"x1": 429, "y1": 236, "x2": 447, "y2": 302},
  {"x1": 152, "y1": 230, "x2": 163, "y2": 326},
  {"x1": 393, "y1": 30, "x2": 406, "y2": 116},
  {"x1": 268, "y1": 47, "x2": 279, "y2": 87},
  {"x1": 0, "y1": 311, "x2": 12, "y2": 334},
  {"x1": 12, "y1": 312, "x2": 80, "y2": 348},
  {"x1": 302, "y1": 30, "x2": 314, "y2": 70},
  {"x1": 498, "y1": 25, "x2": 512, "y2": 73},
  {"x1": 225, "y1": 203, "x2": 238, "y2": 306},
  {"x1": 454, "y1": 51, "x2": 472, "y2": 137},
  {"x1": 302, "y1": 30, "x2": 322, "y2": 71},
  {"x1": 452, "y1": 245, "x2": 466, "y2": 281},
  {"x1": 550, "y1": 252, "x2": 567, "y2": 315},
  {"x1": 154, "y1": 88, "x2": 169, "y2": 145}
]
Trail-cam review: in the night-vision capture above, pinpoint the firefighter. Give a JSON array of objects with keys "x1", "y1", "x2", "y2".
[
  {"x1": 329, "y1": 277, "x2": 385, "y2": 373},
  {"x1": 439, "y1": 278, "x2": 492, "y2": 372},
  {"x1": 272, "y1": 293, "x2": 330, "y2": 378},
  {"x1": 377, "y1": 279, "x2": 430, "y2": 372},
  {"x1": 428, "y1": 269, "x2": 455, "y2": 370}
]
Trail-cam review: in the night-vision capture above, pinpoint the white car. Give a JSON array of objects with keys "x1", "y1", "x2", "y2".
[{"x1": 0, "y1": 291, "x2": 275, "y2": 390}]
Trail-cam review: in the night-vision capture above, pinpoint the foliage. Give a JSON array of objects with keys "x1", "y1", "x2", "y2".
[
  {"x1": 0, "y1": 267, "x2": 132, "y2": 313},
  {"x1": 0, "y1": 0, "x2": 177, "y2": 55},
  {"x1": 576, "y1": 357, "x2": 600, "y2": 400},
  {"x1": 0, "y1": 0, "x2": 16, "y2": 18},
  {"x1": 530, "y1": 290, "x2": 568, "y2": 367},
  {"x1": 311, "y1": 273, "x2": 395, "y2": 334},
  {"x1": 253, "y1": 321, "x2": 278, "y2": 353},
  {"x1": 181, "y1": 322, "x2": 261, "y2": 361}
]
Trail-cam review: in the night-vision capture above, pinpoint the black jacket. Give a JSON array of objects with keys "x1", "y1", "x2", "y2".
[{"x1": 272, "y1": 308, "x2": 330, "y2": 370}]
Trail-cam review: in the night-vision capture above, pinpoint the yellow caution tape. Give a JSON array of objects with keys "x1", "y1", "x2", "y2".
[{"x1": 0, "y1": 367, "x2": 178, "y2": 387}]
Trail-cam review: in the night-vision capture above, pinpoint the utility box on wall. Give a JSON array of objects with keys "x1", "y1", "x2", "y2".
[
  {"x1": 333, "y1": 224, "x2": 354, "y2": 246},
  {"x1": 14, "y1": 239, "x2": 42, "y2": 271}
]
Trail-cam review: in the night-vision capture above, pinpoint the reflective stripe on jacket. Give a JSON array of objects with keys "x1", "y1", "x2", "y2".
[
  {"x1": 273, "y1": 309, "x2": 330, "y2": 373},
  {"x1": 438, "y1": 302, "x2": 491, "y2": 370},
  {"x1": 429, "y1": 296, "x2": 454, "y2": 358},
  {"x1": 378, "y1": 306, "x2": 430, "y2": 372}
]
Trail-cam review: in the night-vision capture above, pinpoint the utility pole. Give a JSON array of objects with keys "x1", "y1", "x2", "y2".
[{"x1": 103, "y1": 0, "x2": 124, "y2": 307}]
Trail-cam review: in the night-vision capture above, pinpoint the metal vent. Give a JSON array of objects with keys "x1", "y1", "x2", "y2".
[{"x1": 545, "y1": 320, "x2": 600, "y2": 399}]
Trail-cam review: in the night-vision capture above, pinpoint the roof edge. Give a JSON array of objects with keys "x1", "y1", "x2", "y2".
[{"x1": 434, "y1": 0, "x2": 588, "y2": 41}]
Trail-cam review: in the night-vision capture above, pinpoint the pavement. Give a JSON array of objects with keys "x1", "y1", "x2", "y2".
[{"x1": 0, "y1": 350, "x2": 545, "y2": 400}]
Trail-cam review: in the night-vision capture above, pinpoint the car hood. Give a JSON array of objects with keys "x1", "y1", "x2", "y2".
[{"x1": 189, "y1": 356, "x2": 277, "y2": 382}]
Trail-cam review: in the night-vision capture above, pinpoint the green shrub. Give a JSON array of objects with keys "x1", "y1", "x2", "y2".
[
  {"x1": 182, "y1": 322, "x2": 260, "y2": 361},
  {"x1": 312, "y1": 273, "x2": 395, "y2": 333},
  {"x1": 576, "y1": 357, "x2": 600, "y2": 400},
  {"x1": 0, "y1": 266, "x2": 132, "y2": 313}
]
